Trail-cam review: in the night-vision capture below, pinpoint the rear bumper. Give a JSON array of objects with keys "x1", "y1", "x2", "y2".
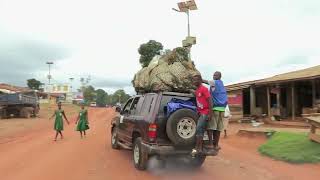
[
  {"x1": 141, "y1": 143, "x2": 192, "y2": 156},
  {"x1": 141, "y1": 140, "x2": 219, "y2": 157}
]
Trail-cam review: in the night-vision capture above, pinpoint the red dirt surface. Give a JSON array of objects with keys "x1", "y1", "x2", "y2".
[{"x1": 0, "y1": 108, "x2": 319, "y2": 180}]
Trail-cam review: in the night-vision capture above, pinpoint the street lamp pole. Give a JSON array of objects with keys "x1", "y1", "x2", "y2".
[
  {"x1": 172, "y1": 1, "x2": 197, "y2": 60},
  {"x1": 69, "y1": 78, "x2": 74, "y2": 103},
  {"x1": 46, "y1": 61, "x2": 53, "y2": 110},
  {"x1": 46, "y1": 62, "x2": 54, "y2": 85},
  {"x1": 172, "y1": 7, "x2": 190, "y2": 37},
  {"x1": 187, "y1": 10, "x2": 190, "y2": 37}
]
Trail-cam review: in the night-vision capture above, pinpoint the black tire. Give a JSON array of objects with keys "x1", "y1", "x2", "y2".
[
  {"x1": 189, "y1": 155, "x2": 206, "y2": 168},
  {"x1": 20, "y1": 107, "x2": 31, "y2": 118},
  {"x1": 111, "y1": 127, "x2": 120, "y2": 149},
  {"x1": 133, "y1": 137, "x2": 148, "y2": 170},
  {"x1": 166, "y1": 109, "x2": 198, "y2": 146},
  {"x1": 0, "y1": 109, "x2": 6, "y2": 119}
]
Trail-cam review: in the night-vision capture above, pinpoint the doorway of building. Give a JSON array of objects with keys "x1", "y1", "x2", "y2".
[
  {"x1": 243, "y1": 88, "x2": 251, "y2": 116},
  {"x1": 296, "y1": 81, "x2": 313, "y2": 115}
]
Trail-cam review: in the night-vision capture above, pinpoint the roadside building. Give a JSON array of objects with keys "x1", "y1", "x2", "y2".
[
  {"x1": 72, "y1": 92, "x2": 84, "y2": 104},
  {"x1": 44, "y1": 84, "x2": 73, "y2": 103},
  {"x1": 0, "y1": 83, "x2": 30, "y2": 94},
  {"x1": 226, "y1": 65, "x2": 320, "y2": 121}
]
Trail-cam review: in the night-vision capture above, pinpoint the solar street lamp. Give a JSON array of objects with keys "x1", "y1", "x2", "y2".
[
  {"x1": 172, "y1": 0, "x2": 198, "y2": 37},
  {"x1": 172, "y1": 1, "x2": 198, "y2": 60}
]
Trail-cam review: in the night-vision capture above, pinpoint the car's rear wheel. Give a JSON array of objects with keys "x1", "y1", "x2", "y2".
[
  {"x1": 166, "y1": 109, "x2": 198, "y2": 146},
  {"x1": 133, "y1": 137, "x2": 148, "y2": 170},
  {"x1": 111, "y1": 127, "x2": 120, "y2": 149},
  {"x1": 0, "y1": 109, "x2": 6, "y2": 119}
]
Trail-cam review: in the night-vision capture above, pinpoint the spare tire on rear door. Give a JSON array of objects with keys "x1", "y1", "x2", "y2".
[{"x1": 166, "y1": 109, "x2": 198, "y2": 146}]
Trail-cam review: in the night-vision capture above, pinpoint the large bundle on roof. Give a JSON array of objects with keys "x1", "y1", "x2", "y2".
[{"x1": 132, "y1": 48, "x2": 201, "y2": 93}]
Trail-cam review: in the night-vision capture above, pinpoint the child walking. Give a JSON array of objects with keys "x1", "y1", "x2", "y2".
[
  {"x1": 75, "y1": 103, "x2": 89, "y2": 138},
  {"x1": 50, "y1": 102, "x2": 70, "y2": 141}
]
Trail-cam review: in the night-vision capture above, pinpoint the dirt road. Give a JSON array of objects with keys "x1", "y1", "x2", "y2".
[{"x1": 0, "y1": 108, "x2": 319, "y2": 180}]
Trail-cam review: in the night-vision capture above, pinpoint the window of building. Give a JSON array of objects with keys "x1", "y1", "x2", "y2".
[{"x1": 63, "y1": 85, "x2": 68, "y2": 91}]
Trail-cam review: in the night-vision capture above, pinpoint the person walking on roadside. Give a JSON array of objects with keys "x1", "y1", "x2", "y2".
[
  {"x1": 191, "y1": 74, "x2": 213, "y2": 155},
  {"x1": 203, "y1": 71, "x2": 228, "y2": 150},
  {"x1": 49, "y1": 102, "x2": 70, "y2": 141},
  {"x1": 75, "y1": 103, "x2": 90, "y2": 138}
]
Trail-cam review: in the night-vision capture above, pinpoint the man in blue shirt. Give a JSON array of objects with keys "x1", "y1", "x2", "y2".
[{"x1": 203, "y1": 71, "x2": 228, "y2": 150}]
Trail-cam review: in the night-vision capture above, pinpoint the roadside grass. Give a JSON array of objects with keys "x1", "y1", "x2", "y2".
[{"x1": 258, "y1": 132, "x2": 320, "y2": 164}]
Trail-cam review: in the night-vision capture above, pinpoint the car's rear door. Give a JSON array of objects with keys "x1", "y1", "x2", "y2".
[{"x1": 138, "y1": 93, "x2": 158, "y2": 142}]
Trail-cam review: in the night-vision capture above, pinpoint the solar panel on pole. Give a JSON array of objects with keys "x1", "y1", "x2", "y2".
[
  {"x1": 178, "y1": 2, "x2": 188, "y2": 12},
  {"x1": 186, "y1": 0, "x2": 198, "y2": 10}
]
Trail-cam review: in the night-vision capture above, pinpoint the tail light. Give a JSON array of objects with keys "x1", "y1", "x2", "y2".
[{"x1": 148, "y1": 123, "x2": 157, "y2": 142}]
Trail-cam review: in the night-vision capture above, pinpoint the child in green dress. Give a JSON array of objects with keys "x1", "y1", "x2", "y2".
[
  {"x1": 49, "y1": 102, "x2": 70, "y2": 141},
  {"x1": 75, "y1": 103, "x2": 89, "y2": 138}
]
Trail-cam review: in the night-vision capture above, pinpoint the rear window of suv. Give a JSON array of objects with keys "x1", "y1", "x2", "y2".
[{"x1": 159, "y1": 95, "x2": 195, "y2": 116}]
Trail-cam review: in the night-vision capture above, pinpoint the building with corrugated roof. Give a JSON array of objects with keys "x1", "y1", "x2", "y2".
[
  {"x1": 226, "y1": 65, "x2": 320, "y2": 121},
  {"x1": 0, "y1": 83, "x2": 31, "y2": 94}
]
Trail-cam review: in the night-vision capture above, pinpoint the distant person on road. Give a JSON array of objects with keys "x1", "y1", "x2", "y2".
[
  {"x1": 49, "y1": 102, "x2": 70, "y2": 141},
  {"x1": 191, "y1": 74, "x2": 213, "y2": 155},
  {"x1": 203, "y1": 71, "x2": 228, "y2": 150},
  {"x1": 75, "y1": 103, "x2": 89, "y2": 138}
]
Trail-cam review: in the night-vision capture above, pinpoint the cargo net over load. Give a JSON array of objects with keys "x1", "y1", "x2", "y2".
[{"x1": 132, "y1": 47, "x2": 201, "y2": 93}]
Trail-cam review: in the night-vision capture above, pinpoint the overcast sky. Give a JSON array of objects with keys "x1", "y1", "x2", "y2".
[{"x1": 0, "y1": 0, "x2": 320, "y2": 94}]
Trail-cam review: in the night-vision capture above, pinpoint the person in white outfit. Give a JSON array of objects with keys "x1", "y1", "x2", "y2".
[{"x1": 223, "y1": 105, "x2": 232, "y2": 138}]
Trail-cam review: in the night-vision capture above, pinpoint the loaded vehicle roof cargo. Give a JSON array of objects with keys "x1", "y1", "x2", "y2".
[{"x1": 132, "y1": 47, "x2": 201, "y2": 93}]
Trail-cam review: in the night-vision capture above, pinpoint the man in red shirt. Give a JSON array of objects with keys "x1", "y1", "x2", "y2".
[{"x1": 192, "y1": 75, "x2": 213, "y2": 155}]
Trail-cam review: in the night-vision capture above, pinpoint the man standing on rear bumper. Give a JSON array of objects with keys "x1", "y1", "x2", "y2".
[
  {"x1": 203, "y1": 71, "x2": 228, "y2": 150},
  {"x1": 192, "y1": 75, "x2": 213, "y2": 155}
]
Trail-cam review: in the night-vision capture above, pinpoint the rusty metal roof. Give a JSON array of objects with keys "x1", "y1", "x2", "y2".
[
  {"x1": 0, "y1": 83, "x2": 30, "y2": 93},
  {"x1": 226, "y1": 65, "x2": 320, "y2": 91},
  {"x1": 256, "y1": 65, "x2": 320, "y2": 85}
]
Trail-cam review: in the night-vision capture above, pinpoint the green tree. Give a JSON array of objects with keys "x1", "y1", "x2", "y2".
[
  {"x1": 138, "y1": 40, "x2": 163, "y2": 67},
  {"x1": 83, "y1": 85, "x2": 96, "y2": 104},
  {"x1": 96, "y1": 89, "x2": 107, "y2": 107},
  {"x1": 175, "y1": 47, "x2": 189, "y2": 60},
  {"x1": 27, "y1": 78, "x2": 42, "y2": 90},
  {"x1": 105, "y1": 89, "x2": 131, "y2": 105},
  {"x1": 114, "y1": 89, "x2": 131, "y2": 104}
]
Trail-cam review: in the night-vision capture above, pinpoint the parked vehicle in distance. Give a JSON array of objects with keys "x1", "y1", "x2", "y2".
[
  {"x1": 90, "y1": 102, "x2": 97, "y2": 107},
  {"x1": 0, "y1": 91, "x2": 39, "y2": 119},
  {"x1": 111, "y1": 92, "x2": 217, "y2": 170}
]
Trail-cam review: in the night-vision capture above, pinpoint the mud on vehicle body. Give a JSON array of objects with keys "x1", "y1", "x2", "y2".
[{"x1": 111, "y1": 92, "x2": 217, "y2": 170}]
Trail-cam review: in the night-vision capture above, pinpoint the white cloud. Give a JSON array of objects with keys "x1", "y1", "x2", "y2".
[{"x1": 0, "y1": 0, "x2": 320, "y2": 94}]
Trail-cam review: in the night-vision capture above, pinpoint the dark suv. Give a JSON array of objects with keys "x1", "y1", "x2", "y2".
[{"x1": 111, "y1": 92, "x2": 217, "y2": 170}]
